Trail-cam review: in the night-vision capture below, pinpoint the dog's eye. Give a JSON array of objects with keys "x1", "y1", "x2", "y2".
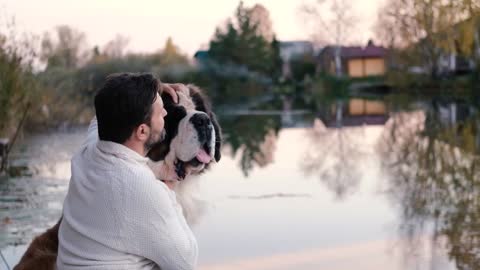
[{"x1": 188, "y1": 158, "x2": 202, "y2": 167}]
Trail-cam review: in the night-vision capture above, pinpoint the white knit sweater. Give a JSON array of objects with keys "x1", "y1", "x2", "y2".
[{"x1": 56, "y1": 118, "x2": 198, "y2": 270}]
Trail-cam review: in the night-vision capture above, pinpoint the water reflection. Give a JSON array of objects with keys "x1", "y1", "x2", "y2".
[
  {"x1": 0, "y1": 176, "x2": 65, "y2": 247},
  {"x1": 219, "y1": 114, "x2": 282, "y2": 176},
  {"x1": 301, "y1": 119, "x2": 367, "y2": 199},
  {"x1": 378, "y1": 101, "x2": 480, "y2": 269},
  {"x1": 321, "y1": 98, "x2": 389, "y2": 128},
  {"x1": 1, "y1": 96, "x2": 479, "y2": 269},
  {"x1": 0, "y1": 131, "x2": 82, "y2": 248},
  {"x1": 299, "y1": 97, "x2": 388, "y2": 199}
]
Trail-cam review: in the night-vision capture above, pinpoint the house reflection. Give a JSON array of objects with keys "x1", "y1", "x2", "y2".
[
  {"x1": 219, "y1": 97, "x2": 390, "y2": 196},
  {"x1": 296, "y1": 97, "x2": 388, "y2": 199},
  {"x1": 321, "y1": 98, "x2": 389, "y2": 128}
]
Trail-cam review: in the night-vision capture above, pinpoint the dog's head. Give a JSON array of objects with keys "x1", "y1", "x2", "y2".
[{"x1": 147, "y1": 84, "x2": 222, "y2": 179}]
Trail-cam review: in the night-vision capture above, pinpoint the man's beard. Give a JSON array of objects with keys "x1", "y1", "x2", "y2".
[{"x1": 145, "y1": 129, "x2": 166, "y2": 152}]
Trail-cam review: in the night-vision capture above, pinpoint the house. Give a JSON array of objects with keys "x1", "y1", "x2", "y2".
[{"x1": 317, "y1": 40, "x2": 387, "y2": 78}]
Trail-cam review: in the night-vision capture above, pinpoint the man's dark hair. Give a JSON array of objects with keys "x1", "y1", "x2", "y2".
[{"x1": 94, "y1": 72, "x2": 160, "y2": 144}]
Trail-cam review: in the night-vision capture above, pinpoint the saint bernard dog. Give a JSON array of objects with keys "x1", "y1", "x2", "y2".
[
  {"x1": 13, "y1": 84, "x2": 222, "y2": 270},
  {"x1": 147, "y1": 83, "x2": 221, "y2": 180}
]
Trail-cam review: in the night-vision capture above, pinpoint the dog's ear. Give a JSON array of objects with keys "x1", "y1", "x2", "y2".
[
  {"x1": 147, "y1": 143, "x2": 170, "y2": 162},
  {"x1": 210, "y1": 112, "x2": 222, "y2": 162},
  {"x1": 187, "y1": 84, "x2": 222, "y2": 162},
  {"x1": 187, "y1": 84, "x2": 209, "y2": 113}
]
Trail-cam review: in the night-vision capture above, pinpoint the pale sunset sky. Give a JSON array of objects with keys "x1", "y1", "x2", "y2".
[{"x1": 1, "y1": 0, "x2": 385, "y2": 57}]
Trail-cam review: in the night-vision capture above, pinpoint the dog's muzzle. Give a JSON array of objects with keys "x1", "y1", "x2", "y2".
[{"x1": 190, "y1": 113, "x2": 214, "y2": 163}]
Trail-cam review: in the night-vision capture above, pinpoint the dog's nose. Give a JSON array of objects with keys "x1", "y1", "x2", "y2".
[{"x1": 191, "y1": 113, "x2": 210, "y2": 128}]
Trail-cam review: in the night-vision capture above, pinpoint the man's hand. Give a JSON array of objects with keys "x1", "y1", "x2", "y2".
[{"x1": 160, "y1": 83, "x2": 184, "y2": 104}]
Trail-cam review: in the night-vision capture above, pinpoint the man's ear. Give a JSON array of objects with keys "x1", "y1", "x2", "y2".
[{"x1": 135, "y1": 123, "x2": 150, "y2": 141}]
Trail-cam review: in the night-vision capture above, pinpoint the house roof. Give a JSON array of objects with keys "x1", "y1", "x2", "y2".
[
  {"x1": 341, "y1": 44, "x2": 386, "y2": 58},
  {"x1": 194, "y1": 50, "x2": 209, "y2": 59},
  {"x1": 319, "y1": 40, "x2": 387, "y2": 59}
]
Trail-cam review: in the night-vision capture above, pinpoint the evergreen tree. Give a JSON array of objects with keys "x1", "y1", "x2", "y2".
[{"x1": 208, "y1": 1, "x2": 275, "y2": 75}]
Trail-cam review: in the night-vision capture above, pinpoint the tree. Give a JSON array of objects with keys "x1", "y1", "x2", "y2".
[
  {"x1": 374, "y1": 0, "x2": 404, "y2": 49},
  {"x1": 270, "y1": 36, "x2": 283, "y2": 80},
  {"x1": 103, "y1": 34, "x2": 129, "y2": 59},
  {"x1": 375, "y1": 0, "x2": 480, "y2": 76},
  {"x1": 299, "y1": 0, "x2": 358, "y2": 76},
  {"x1": 208, "y1": 1, "x2": 275, "y2": 75},
  {"x1": 249, "y1": 4, "x2": 274, "y2": 42},
  {"x1": 158, "y1": 37, "x2": 189, "y2": 66},
  {"x1": 0, "y1": 19, "x2": 38, "y2": 173},
  {"x1": 41, "y1": 25, "x2": 89, "y2": 69},
  {"x1": 0, "y1": 39, "x2": 35, "y2": 137}
]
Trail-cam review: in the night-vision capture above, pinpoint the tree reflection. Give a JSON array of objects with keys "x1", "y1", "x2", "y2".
[
  {"x1": 219, "y1": 114, "x2": 281, "y2": 176},
  {"x1": 378, "y1": 106, "x2": 480, "y2": 269},
  {"x1": 301, "y1": 118, "x2": 368, "y2": 199}
]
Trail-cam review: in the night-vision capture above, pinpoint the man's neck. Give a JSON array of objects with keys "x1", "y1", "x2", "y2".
[{"x1": 123, "y1": 140, "x2": 147, "y2": 157}]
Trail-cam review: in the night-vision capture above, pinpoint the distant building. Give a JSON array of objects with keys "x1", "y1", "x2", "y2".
[
  {"x1": 436, "y1": 52, "x2": 475, "y2": 75},
  {"x1": 193, "y1": 50, "x2": 209, "y2": 68},
  {"x1": 317, "y1": 40, "x2": 387, "y2": 78},
  {"x1": 279, "y1": 41, "x2": 314, "y2": 62},
  {"x1": 407, "y1": 17, "x2": 479, "y2": 76}
]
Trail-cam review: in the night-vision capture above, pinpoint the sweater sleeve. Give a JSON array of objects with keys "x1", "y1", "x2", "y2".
[
  {"x1": 82, "y1": 117, "x2": 99, "y2": 147},
  {"x1": 122, "y1": 177, "x2": 198, "y2": 270}
]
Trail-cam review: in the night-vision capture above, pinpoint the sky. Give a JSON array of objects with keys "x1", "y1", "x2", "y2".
[{"x1": 1, "y1": 0, "x2": 385, "y2": 57}]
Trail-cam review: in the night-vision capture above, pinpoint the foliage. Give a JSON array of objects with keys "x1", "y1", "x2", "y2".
[
  {"x1": 208, "y1": 1, "x2": 276, "y2": 76},
  {"x1": 28, "y1": 35, "x2": 193, "y2": 128},
  {"x1": 289, "y1": 55, "x2": 316, "y2": 82},
  {"x1": 307, "y1": 74, "x2": 350, "y2": 109},
  {"x1": 376, "y1": 0, "x2": 480, "y2": 76},
  {"x1": 0, "y1": 25, "x2": 37, "y2": 137},
  {"x1": 300, "y1": 0, "x2": 358, "y2": 76},
  {"x1": 41, "y1": 25, "x2": 89, "y2": 70}
]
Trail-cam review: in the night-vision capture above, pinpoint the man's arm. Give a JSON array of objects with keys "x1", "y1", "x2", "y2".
[
  {"x1": 124, "y1": 179, "x2": 198, "y2": 270},
  {"x1": 82, "y1": 117, "x2": 99, "y2": 147}
]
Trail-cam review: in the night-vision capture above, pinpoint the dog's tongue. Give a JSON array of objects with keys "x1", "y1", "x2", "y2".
[{"x1": 196, "y1": 149, "x2": 212, "y2": 163}]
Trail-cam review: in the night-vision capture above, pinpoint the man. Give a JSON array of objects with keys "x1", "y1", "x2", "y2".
[{"x1": 57, "y1": 73, "x2": 198, "y2": 270}]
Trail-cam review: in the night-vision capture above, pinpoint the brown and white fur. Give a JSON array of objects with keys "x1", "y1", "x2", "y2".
[{"x1": 13, "y1": 84, "x2": 222, "y2": 270}]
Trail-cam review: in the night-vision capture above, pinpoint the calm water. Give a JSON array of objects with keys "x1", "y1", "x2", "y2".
[{"x1": 1, "y1": 96, "x2": 479, "y2": 270}]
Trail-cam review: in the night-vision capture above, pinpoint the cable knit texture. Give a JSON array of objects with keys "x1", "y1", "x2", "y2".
[{"x1": 57, "y1": 118, "x2": 198, "y2": 270}]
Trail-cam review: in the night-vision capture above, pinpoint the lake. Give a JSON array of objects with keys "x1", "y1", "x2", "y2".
[{"x1": 1, "y1": 95, "x2": 478, "y2": 270}]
